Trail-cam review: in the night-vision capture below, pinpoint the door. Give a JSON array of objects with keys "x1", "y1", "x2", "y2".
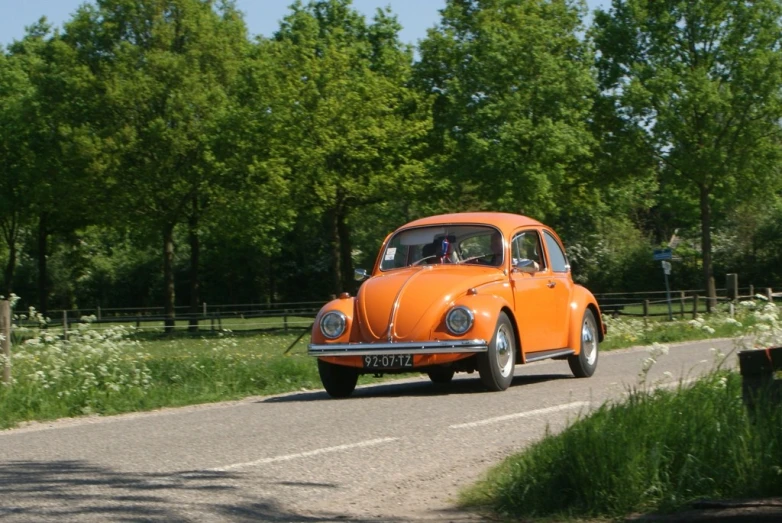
[{"x1": 510, "y1": 229, "x2": 571, "y2": 351}]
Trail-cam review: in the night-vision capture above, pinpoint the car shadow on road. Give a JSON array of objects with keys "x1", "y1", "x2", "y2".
[
  {"x1": 0, "y1": 459, "x2": 419, "y2": 522},
  {"x1": 261, "y1": 373, "x2": 573, "y2": 403}
]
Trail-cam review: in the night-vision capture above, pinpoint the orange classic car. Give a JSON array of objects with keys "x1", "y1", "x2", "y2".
[{"x1": 308, "y1": 212, "x2": 605, "y2": 398}]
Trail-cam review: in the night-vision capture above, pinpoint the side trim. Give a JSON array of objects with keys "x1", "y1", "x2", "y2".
[
  {"x1": 308, "y1": 339, "x2": 488, "y2": 357},
  {"x1": 524, "y1": 348, "x2": 575, "y2": 363}
]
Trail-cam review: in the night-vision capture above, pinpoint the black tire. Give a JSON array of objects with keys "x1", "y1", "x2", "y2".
[
  {"x1": 477, "y1": 312, "x2": 516, "y2": 391},
  {"x1": 427, "y1": 367, "x2": 455, "y2": 384},
  {"x1": 568, "y1": 309, "x2": 599, "y2": 378},
  {"x1": 317, "y1": 359, "x2": 359, "y2": 398}
]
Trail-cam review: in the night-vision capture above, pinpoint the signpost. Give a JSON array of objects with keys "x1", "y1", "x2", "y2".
[{"x1": 653, "y1": 249, "x2": 674, "y2": 320}]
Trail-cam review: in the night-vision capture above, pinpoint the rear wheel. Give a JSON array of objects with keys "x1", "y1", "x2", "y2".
[
  {"x1": 477, "y1": 312, "x2": 516, "y2": 391},
  {"x1": 568, "y1": 309, "x2": 599, "y2": 378},
  {"x1": 427, "y1": 367, "x2": 455, "y2": 384},
  {"x1": 317, "y1": 359, "x2": 359, "y2": 398}
]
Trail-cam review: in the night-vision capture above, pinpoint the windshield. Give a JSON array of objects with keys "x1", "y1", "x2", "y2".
[{"x1": 379, "y1": 225, "x2": 504, "y2": 270}]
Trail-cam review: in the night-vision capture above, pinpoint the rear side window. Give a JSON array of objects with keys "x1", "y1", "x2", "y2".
[{"x1": 543, "y1": 231, "x2": 569, "y2": 273}]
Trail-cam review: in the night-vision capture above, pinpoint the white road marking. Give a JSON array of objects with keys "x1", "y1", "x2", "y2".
[
  {"x1": 207, "y1": 437, "x2": 399, "y2": 472},
  {"x1": 449, "y1": 401, "x2": 591, "y2": 429}
]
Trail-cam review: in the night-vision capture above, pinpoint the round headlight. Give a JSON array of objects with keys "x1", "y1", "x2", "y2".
[
  {"x1": 446, "y1": 306, "x2": 474, "y2": 335},
  {"x1": 320, "y1": 311, "x2": 347, "y2": 339}
]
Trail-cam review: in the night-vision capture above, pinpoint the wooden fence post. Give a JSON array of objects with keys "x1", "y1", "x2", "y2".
[
  {"x1": 749, "y1": 284, "x2": 754, "y2": 298},
  {"x1": 679, "y1": 291, "x2": 685, "y2": 319},
  {"x1": 1, "y1": 300, "x2": 10, "y2": 385},
  {"x1": 63, "y1": 310, "x2": 68, "y2": 341},
  {"x1": 768, "y1": 288, "x2": 774, "y2": 303},
  {"x1": 692, "y1": 294, "x2": 699, "y2": 319}
]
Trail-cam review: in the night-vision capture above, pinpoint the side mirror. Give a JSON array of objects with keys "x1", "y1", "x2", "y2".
[
  {"x1": 354, "y1": 268, "x2": 369, "y2": 281},
  {"x1": 513, "y1": 259, "x2": 538, "y2": 274}
]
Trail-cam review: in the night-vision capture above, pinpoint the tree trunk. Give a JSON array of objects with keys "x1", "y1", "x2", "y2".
[
  {"x1": 163, "y1": 223, "x2": 176, "y2": 335},
  {"x1": 336, "y1": 210, "x2": 354, "y2": 295},
  {"x1": 37, "y1": 213, "x2": 48, "y2": 317},
  {"x1": 268, "y1": 256, "x2": 275, "y2": 305},
  {"x1": 328, "y1": 209, "x2": 342, "y2": 296},
  {"x1": 2, "y1": 236, "x2": 16, "y2": 297},
  {"x1": 188, "y1": 198, "x2": 200, "y2": 333},
  {"x1": 699, "y1": 184, "x2": 716, "y2": 311}
]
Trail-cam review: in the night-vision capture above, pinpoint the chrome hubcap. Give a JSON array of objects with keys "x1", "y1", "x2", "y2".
[
  {"x1": 495, "y1": 324, "x2": 514, "y2": 377},
  {"x1": 582, "y1": 316, "x2": 597, "y2": 366}
]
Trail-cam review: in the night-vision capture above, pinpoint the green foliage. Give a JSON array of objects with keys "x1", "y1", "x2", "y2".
[
  {"x1": 3, "y1": 0, "x2": 782, "y2": 307},
  {"x1": 416, "y1": 0, "x2": 597, "y2": 220},
  {"x1": 593, "y1": 0, "x2": 782, "y2": 295}
]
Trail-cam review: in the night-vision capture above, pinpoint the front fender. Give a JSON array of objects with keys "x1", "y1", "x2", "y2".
[
  {"x1": 310, "y1": 296, "x2": 358, "y2": 345},
  {"x1": 566, "y1": 286, "x2": 604, "y2": 353},
  {"x1": 433, "y1": 293, "x2": 512, "y2": 344}
]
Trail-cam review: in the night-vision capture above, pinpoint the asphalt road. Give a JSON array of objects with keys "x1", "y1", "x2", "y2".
[{"x1": 0, "y1": 338, "x2": 741, "y2": 522}]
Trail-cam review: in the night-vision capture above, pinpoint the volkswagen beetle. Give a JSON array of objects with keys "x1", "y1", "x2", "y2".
[{"x1": 308, "y1": 212, "x2": 605, "y2": 398}]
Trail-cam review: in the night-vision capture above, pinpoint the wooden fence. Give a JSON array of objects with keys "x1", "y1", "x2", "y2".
[
  {"x1": 9, "y1": 283, "x2": 782, "y2": 337},
  {"x1": 595, "y1": 285, "x2": 779, "y2": 319},
  {"x1": 17, "y1": 301, "x2": 325, "y2": 335}
]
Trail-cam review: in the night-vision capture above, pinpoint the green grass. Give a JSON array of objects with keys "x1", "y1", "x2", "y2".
[
  {"x1": 0, "y1": 327, "x2": 322, "y2": 429},
  {"x1": 459, "y1": 372, "x2": 782, "y2": 520}
]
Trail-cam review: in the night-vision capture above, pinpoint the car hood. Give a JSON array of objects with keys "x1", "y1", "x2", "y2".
[{"x1": 356, "y1": 266, "x2": 504, "y2": 342}]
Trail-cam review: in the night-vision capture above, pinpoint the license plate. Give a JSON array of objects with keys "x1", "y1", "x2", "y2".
[{"x1": 363, "y1": 354, "x2": 414, "y2": 370}]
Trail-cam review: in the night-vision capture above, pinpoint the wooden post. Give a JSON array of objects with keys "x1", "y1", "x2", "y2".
[
  {"x1": 62, "y1": 310, "x2": 68, "y2": 341},
  {"x1": 749, "y1": 284, "x2": 755, "y2": 299},
  {"x1": 203, "y1": 302, "x2": 207, "y2": 317},
  {"x1": 97, "y1": 305, "x2": 101, "y2": 320},
  {"x1": 693, "y1": 294, "x2": 699, "y2": 319},
  {"x1": 1, "y1": 300, "x2": 10, "y2": 385},
  {"x1": 726, "y1": 274, "x2": 738, "y2": 301},
  {"x1": 768, "y1": 288, "x2": 774, "y2": 303},
  {"x1": 679, "y1": 291, "x2": 685, "y2": 319}
]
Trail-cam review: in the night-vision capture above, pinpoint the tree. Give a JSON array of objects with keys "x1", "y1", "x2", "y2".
[
  {"x1": 0, "y1": 50, "x2": 32, "y2": 297},
  {"x1": 1, "y1": 21, "x2": 101, "y2": 313},
  {"x1": 64, "y1": 0, "x2": 248, "y2": 331},
  {"x1": 268, "y1": 0, "x2": 431, "y2": 295},
  {"x1": 593, "y1": 0, "x2": 782, "y2": 305},
  {"x1": 415, "y1": 0, "x2": 596, "y2": 221}
]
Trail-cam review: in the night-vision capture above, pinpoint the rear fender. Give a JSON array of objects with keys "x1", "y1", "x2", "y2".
[{"x1": 566, "y1": 286, "x2": 604, "y2": 353}]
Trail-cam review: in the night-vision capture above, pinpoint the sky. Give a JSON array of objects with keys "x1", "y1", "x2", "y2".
[{"x1": 1, "y1": 0, "x2": 608, "y2": 48}]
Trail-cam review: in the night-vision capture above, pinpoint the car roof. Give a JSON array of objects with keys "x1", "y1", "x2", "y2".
[{"x1": 399, "y1": 212, "x2": 544, "y2": 234}]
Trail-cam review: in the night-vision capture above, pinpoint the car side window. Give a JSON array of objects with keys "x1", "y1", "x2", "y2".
[
  {"x1": 511, "y1": 231, "x2": 544, "y2": 270},
  {"x1": 543, "y1": 231, "x2": 569, "y2": 273}
]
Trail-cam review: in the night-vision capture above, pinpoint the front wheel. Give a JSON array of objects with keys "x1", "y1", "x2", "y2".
[
  {"x1": 427, "y1": 367, "x2": 455, "y2": 384},
  {"x1": 318, "y1": 359, "x2": 359, "y2": 398},
  {"x1": 477, "y1": 312, "x2": 516, "y2": 391},
  {"x1": 568, "y1": 309, "x2": 599, "y2": 378}
]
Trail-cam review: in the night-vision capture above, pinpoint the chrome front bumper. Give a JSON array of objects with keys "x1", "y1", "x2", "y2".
[{"x1": 308, "y1": 339, "x2": 488, "y2": 357}]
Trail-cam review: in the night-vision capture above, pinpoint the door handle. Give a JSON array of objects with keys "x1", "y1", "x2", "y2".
[{"x1": 547, "y1": 281, "x2": 556, "y2": 288}]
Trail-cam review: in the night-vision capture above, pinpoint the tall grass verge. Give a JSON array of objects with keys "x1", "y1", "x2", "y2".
[
  {"x1": 459, "y1": 371, "x2": 782, "y2": 519},
  {"x1": 460, "y1": 296, "x2": 782, "y2": 520},
  {"x1": 0, "y1": 305, "x2": 322, "y2": 429}
]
